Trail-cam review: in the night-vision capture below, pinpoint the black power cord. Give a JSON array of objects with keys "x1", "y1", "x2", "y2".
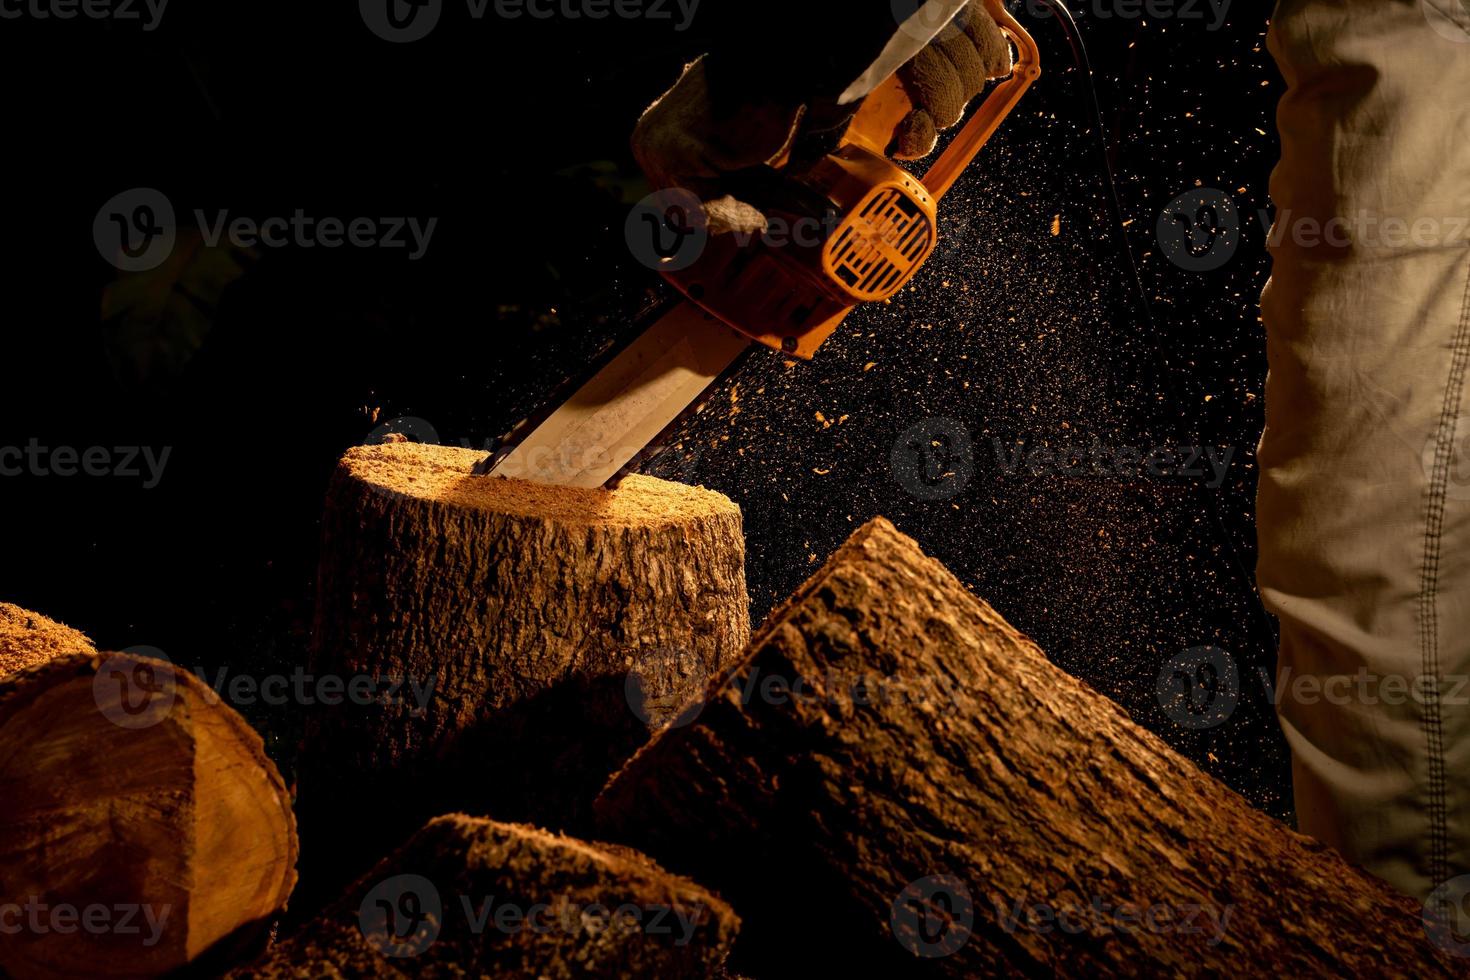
[{"x1": 1024, "y1": 0, "x2": 1281, "y2": 655}]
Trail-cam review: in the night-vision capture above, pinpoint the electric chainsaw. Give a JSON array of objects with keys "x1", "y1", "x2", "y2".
[{"x1": 486, "y1": 0, "x2": 1040, "y2": 488}]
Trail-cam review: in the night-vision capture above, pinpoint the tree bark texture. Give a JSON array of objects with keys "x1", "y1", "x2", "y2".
[
  {"x1": 596, "y1": 517, "x2": 1459, "y2": 977},
  {"x1": 298, "y1": 443, "x2": 750, "y2": 903},
  {"x1": 230, "y1": 814, "x2": 739, "y2": 979}
]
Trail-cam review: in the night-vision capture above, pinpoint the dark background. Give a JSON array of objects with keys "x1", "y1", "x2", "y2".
[{"x1": 0, "y1": 1, "x2": 1288, "y2": 815}]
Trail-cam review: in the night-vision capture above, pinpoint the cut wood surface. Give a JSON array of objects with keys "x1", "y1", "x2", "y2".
[
  {"x1": 0, "y1": 649, "x2": 298, "y2": 980},
  {"x1": 0, "y1": 602, "x2": 94, "y2": 676},
  {"x1": 596, "y1": 518, "x2": 1459, "y2": 977},
  {"x1": 299, "y1": 443, "x2": 750, "y2": 904},
  {"x1": 230, "y1": 814, "x2": 740, "y2": 979}
]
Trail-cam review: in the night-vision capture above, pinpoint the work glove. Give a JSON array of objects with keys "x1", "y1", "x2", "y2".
[
  {"x1": 632, "y1": 0, "x2": 1013, "y2": 236},
  {"x1": 891, "y1": 3, "x2": 1013, "y2": 159},
  {"x1": 631, "y1": 56, "x2": 802, "y2": 236}
]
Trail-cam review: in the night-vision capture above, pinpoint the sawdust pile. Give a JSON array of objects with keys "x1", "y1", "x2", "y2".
[{"x1": 0, "y1": 603, "x2": 96, "y2": 676}]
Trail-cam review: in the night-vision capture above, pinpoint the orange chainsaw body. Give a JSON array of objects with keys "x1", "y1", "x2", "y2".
[{"x1": 658, "y1": 0, "x2": 1041, "y2": 359}]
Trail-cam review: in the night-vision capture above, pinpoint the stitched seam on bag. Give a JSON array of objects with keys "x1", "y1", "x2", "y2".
[{"x1": 1421, "y1": 254, "x2": 1470, "y2": 892}]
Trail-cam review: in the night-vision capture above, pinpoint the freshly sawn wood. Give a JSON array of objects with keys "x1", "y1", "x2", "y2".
[
  {"x1": 230, "y1": 814, "x2": 740, "y2": 979},
  {"x1": 0, "y1": 648, "x2": 298, "y2": 980},
  {"x1": 0, "y1": 602, "x2": 95, "y2": 676},
  {"x1": 596, "y1": 518, "x2": 1458, "y2": 977},
  {"x1": 299, "y1": 443, "x2": 750, "y2": 895}
]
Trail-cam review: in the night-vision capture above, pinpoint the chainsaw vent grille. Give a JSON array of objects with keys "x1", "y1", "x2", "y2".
[{"x1": 824, "y1": 187, "x2": 934, "y2": 302}]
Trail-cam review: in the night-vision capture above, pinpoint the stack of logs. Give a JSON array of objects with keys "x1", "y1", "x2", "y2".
[{"x1": 0, "y1": 442, "x2": 1458, "y2": 978}]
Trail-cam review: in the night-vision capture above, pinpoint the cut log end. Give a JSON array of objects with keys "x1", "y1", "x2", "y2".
[
  {"x1": 0, "y1": 650, "x2": 298, "y2": 980},
  {"x1": 336, "y1": 442, "x2": 740, "y2": 527},
  {"x1": 0, "y1": 602, "x2": 95, "y2": 677},
  {"x1": 231, "y1": 814, "x2": 739, "y2": 979},
  {"x1": 298, "y1": 443, "x2": 751, "y2": 912}
]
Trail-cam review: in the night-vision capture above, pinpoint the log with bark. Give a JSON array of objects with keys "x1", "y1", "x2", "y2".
[
  {"x1": 297, "y1": 443, "x2": 751, "y2": 904},
  {"x1": 230, "y1": 813, "x2": 740, "y2": 979},
  {"x1": 0, "y1": 644, "x2": 298, "y2": 980},
  {"x1": 595, "y1": 518, "x2": 1458, "y2": 977}
]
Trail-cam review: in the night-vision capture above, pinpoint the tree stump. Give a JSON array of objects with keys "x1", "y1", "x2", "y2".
[
  {"x1": 0, "y1": 649, "x2": 298, "y2": 980},
  {"x1": 596, "y1": 518, "x2": 1458, "y2": 977},
  {"x1": 0, "y1": 603, "x2": 94, "y2": 676},
  {"x1": 230, "y1": 814, "x2": 739, "y2": 979},
  {"x1": 298, "y1": 443, "x2": 750, "y2": 904}
]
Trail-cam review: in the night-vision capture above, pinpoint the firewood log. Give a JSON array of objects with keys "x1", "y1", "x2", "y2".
[
  {"x1": 0, "y1": 646, "x2": 298, "y2": 980},
  {"x1": 229, "y1": 814, "x2": 739, "y2": 979},
  {"x1": 596, "y1": 518, "x2": 1458, "y2": 977},
  {"x1": 298, "y1": 443, "x2": 750, "y2": 904}
]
